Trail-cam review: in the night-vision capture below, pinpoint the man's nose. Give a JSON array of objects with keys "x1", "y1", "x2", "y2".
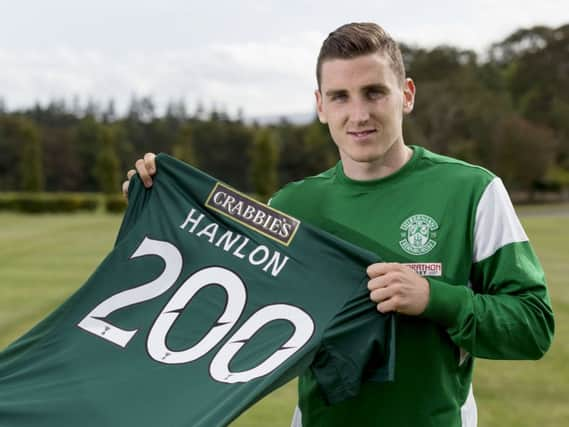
[{"x1": 349, "y1": 99, "x2": 371, "y2": 124}]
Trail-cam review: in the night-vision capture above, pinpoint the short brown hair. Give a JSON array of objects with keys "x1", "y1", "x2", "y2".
[{"x1": 316, "y1": 22, "x2": 406, "y2": 88}]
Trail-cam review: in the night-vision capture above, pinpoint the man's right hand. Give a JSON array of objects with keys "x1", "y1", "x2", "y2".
[{"x1": 122, "y1": 152, "x2": 157, "y2": 197}]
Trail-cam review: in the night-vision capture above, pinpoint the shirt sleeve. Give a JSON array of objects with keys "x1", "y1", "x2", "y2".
[
  {"x1": 421, "y1": 177, "x2": 554, "y2": 360},
  {"x1": 310, "y1": 279, "x2": 396, "y2": 405}
]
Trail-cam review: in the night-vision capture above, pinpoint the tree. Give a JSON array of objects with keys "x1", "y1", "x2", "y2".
[
  {"x1": 74, "y1": 116, "x2": 107, "y2": 191},
  {"x1": 19, "y1": 118, "x2": 44, "y2": 192},
  {"x1": 0, "y1": 116, "x2": 44, "y2": 192},
  {"x1": 42, "y1": 126, "x2": 79, "y2": 191},
  {"x1": 302, "y1": 120, "x2": 337, "y2": 173},
  {"x1": 102, "y1": 100, "x2": 117, "y2": 123},
  {"x1": 128, "y1": 96, "x2": 156, "y2": 123},
  {"x1": 550, "y1": 98, "x2": 569, "y2": 170},
  {"x1": 191, "y1": 118, "x2": 253, "y2": 191},
  {"x1": 275, "y1": 117, "x2": 337, "y2": 185},
  {"x1": 406, "y1": 45, "x2": 477, "y2": 84},
  {"x1": 490, "y1": 25, "x2": 569, "y2": 126},
  {"x1": 274, "y1": 119, "x2": 307, "y2": 184},
  {"x1": 0, "y1": 117, "x2": 22, "y2": 191},
  {"x1": 251, "y1": 128, "x2": 278, "y2": 201},
  {"x1": 165, "y1": 99, "x2": 187, "y2": 121},
  {"x1": 491, "y1": 115, "x2": 556, "y2": 200},
  {"x1": 93, "y1": 126, "x2": 121, "y2": 194},
  {"x1": 173, "y1": 123, "x2": 197, "y2": 165}
]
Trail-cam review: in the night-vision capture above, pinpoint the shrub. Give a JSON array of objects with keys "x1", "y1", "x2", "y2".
[
  {"x1": 0, "y1": 193, "x2": 99, "y2": 213},
  {"x1": 104, "y1": 195, "x2": 128, "y2": 213}
]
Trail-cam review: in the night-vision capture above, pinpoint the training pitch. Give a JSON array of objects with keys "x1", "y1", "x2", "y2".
[{"x1": 0, "y1": 208, "x2": 567, "y2": 426}]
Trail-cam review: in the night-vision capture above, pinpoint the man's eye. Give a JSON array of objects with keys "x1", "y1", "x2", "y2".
[
  {"x1": 331, "y1": 94, "x2": 347, "y2": 101},
  {"x1": 367, "y1": 90, "x2": 384, "y2": 99}
]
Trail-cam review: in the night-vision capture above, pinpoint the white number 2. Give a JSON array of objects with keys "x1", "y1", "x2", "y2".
[
  {"x1": 77, "y1": 237, "x2": 183, "y2": 347},
  {"x1": 77, "y1": 237, "x2": 315, "y2": 383}
]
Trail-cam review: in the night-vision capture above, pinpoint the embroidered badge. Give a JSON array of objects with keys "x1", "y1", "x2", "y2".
[{"x1": 399, "y1": 214, "x2": 438, "y2": 255}]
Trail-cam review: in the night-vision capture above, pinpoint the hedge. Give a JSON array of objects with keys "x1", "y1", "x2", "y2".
[
  {"x1": 0, "y1": 193, "x2": 101, "y2": 213},
  {"x1": 104, "y1": 195, "x2": 128, "y2": 213}
]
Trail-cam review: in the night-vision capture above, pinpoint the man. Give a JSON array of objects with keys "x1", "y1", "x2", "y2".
[{"x1": 123, "y1": 23, "x2": 554, "y2": 427}]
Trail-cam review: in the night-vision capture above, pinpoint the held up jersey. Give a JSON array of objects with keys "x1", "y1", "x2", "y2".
[
  {"x1": 271, "y1": 145, "x2": 554, "y2": 427},
  {"x1": 0, "y1": 154, "x2": 395, "y2": 427}
]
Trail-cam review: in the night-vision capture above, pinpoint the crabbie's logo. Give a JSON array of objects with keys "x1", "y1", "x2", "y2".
[
  {"x1": 403, "y1": 263, "x2": 442, "y2": 277},
  {"x1": 399, "y1": 214, "x2": 438, "y2": 255},
  {"x1": 205, "y1": 183, "x2": 300, "y2": 246}
]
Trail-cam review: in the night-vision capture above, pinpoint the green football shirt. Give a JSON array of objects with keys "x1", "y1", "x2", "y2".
[
  {"x1": 0, "y1": 154, "x2": 395, "y2": 427},
  {"x1": 270, "y1": 145, "x2": 554, "y2": 427}
]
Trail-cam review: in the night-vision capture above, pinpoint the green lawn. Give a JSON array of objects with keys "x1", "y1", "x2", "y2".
[{"x1": 0, "y1": 209, "x2": 567, "y2": 426}]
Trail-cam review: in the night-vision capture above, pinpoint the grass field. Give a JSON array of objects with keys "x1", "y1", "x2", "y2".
[{"x1": 0, "y1": 207, "x2": 567, "y2": 426}]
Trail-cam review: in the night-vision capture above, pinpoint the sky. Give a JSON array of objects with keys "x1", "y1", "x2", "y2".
[{"x1": 0, "y1": 0, "x2": 567, "y2": 118}]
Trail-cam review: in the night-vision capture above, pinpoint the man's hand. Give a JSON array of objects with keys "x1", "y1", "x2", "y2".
[
  {"x1": 367, "y1": 263, "x2": 430, "y2": 315},
  {"x1": 122, "y1": 152, "x2": 157, "y2": 197}
]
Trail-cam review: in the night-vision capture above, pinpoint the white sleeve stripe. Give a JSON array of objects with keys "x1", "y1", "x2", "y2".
[
  {"x1": 460, "y1": 384, "x2": 478, "y2": 427},
  {"x1": 290, "y1": 405, "x2": 302, "y2": 427},
  {"x1": 473, "y1": 177, "x2": 528, "y2": 263}
]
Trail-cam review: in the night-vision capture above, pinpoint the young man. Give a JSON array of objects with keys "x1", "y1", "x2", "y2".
[{"x1": 123, "y1": 23, "x2": 554, "y2": 427}]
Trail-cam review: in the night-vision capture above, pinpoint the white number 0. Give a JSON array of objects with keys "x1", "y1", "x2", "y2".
[{"x1": 77, "y1": 237, "x2": 314, "y2": 383}]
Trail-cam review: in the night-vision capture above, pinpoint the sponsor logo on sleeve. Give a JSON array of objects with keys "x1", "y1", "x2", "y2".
[{"x1": 205, "y1": 183, "x2": 300, "y2": 246}]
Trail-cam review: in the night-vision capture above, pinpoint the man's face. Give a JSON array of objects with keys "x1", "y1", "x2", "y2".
[{"x1": 315, "y1": 52, "x2": 415, "y2": 171}]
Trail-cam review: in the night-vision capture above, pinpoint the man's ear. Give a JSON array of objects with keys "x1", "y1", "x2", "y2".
[
  {"x1": 403, "y1": 78, "x2": 416, "y2": 114},
  {"x1": 315, "y1": 89, "x2": 327, "y2": 124}
]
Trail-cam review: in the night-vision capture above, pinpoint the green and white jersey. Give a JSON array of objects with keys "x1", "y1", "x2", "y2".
[
  {"x1": 0, "y1": 154, "x2": 395, "y2": 427},
  {"x1": 270, "y1": 145, "x2": 554, "y2": 427}
]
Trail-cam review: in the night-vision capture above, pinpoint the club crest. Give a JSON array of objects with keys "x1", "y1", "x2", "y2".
[{"x1": 399, "y1": 214, "x2": 438, "y2": 255}]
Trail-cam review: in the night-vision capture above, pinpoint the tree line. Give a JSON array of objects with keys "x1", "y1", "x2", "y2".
[{"x1": 1, "y1": 24, "x2": 568, "y2": 202}]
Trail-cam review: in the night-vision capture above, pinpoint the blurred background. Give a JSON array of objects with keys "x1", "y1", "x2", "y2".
[{"x1": 0, "y1": 1, "x2": 568, "y2": 426}]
